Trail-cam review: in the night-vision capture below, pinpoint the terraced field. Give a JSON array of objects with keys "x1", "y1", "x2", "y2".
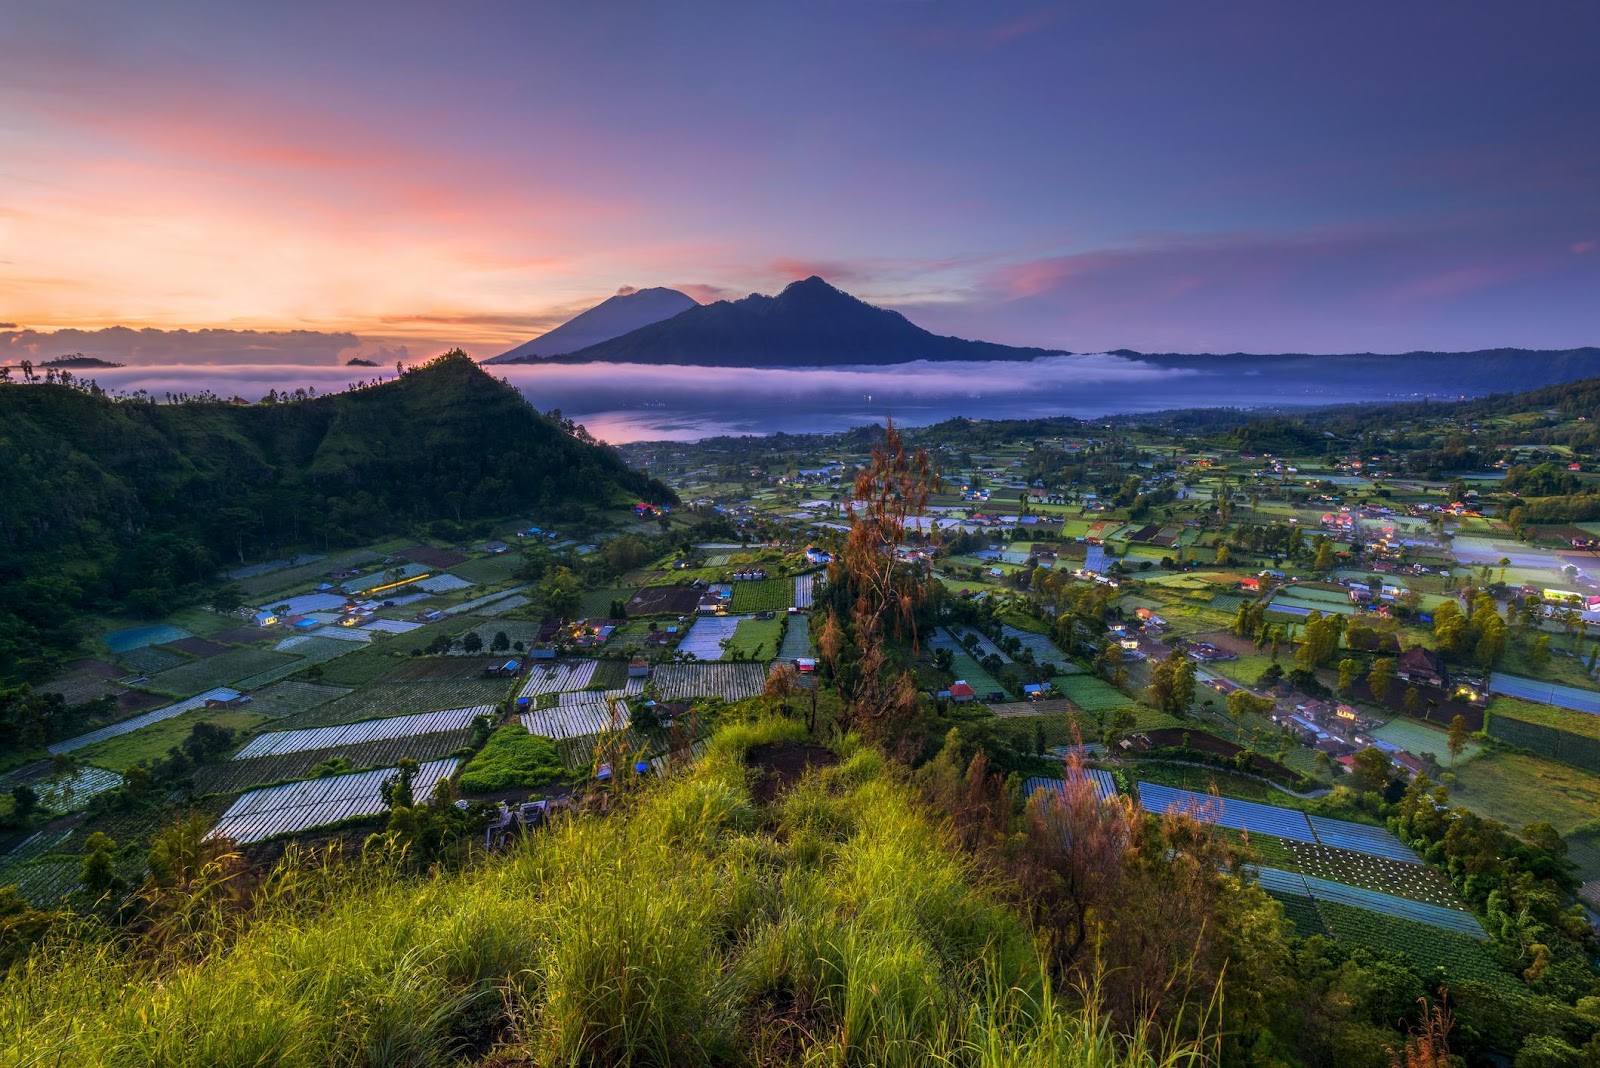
[
  {"x1": 210, "y1": 759, "x2": 459, "y2": 844},
  {"x1": 245, "y1": 681, "x2": 352, "y2": 718},
  {"x1": 291, "y1": 679, "x2": 511, "y2": 727},
  {"x1": 147, "y1": 648, "x2": 301, "y2": 697},
  {"x1": 235, "y1": 706, "x2": 492, "y2": 758},
  {"x1": 651, "y1": 662, "x2": 769, "y2": 702},
  {"x1": 729, "y1": 578, "x2": 794, "y2": 613},
  {"x1": 191, "y1": 729, "x2": 475, "y2": 795},
  {"x1": 1054, "y1": 675, "x2": 1134, "y2": 713}
]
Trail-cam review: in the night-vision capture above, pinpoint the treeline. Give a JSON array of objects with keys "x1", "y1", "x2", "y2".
[{"x1": 0, "y1": 352, "x2": 676, "y2": 683}]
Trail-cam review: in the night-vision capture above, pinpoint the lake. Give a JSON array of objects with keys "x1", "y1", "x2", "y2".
[{"x1": 72, "y1": 353, "x2": 1478, "y2": 443}]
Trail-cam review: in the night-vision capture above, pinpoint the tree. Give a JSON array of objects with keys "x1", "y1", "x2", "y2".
[
  {"x1": 490, "y1": 630, "x2": 510, "y2": 653},
  {"x1": 8, "y1": 785, "x2": 37, "y2": 818},
  {"x1": 817, "y1": 421, "x2": 934, "y2": 747},
  {"x1": 1312, "y1": 536, "x2": 1334, "y2": 571},
  {"x1": 1337, "y1": 658, "x2": 1358, "y2": 695},
  {"x1": 1349, "y1": 746, "x2": 1392, "y2": 793},
  {"x1": 381, "y1": 758, "x2": 419, "y2": 810},
  {"x1": 537, "y1": 566, "x2": 582, "y2": 619},
  {"x1": 1529, "y1": 633, "x2": 1551, "y2": 672},
  {"x1": 79, "y1": 832, "x2": 121, "y2": 900},
  {"x1": 1368, "y1": 657, "x2": 1396, "y2": 704},
  {"x1": 461, "y1": 631, "x2": 483, "y2": 654},
  {"x1": 1447, "y1": 714, "x2": 1469, "y2": 767},
  {"x1": 1403, "y1": 686, "x2": 1421, "y2": 716}
]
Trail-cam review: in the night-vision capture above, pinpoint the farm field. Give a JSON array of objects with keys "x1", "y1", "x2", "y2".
[
  {"x1": 146, "y1": 648, "x2": 301, "y2": 697},
  {"x1": 117, "y1": 645, "x2": 189, "y2": 675},
  {"x1": 457, "y1": 727, "x2": 564, "y2": 792},
  {"x1": 520, "y1": 695, "x2": 628, "y2": 741},
  {"x1": 293, "y1": 679, "x2": 512, "y2": 727},
  {"x1": 729, "y1": 578, "x2": 794, "y2": 613},
  {"x1": 1489, "y1": 695, "x2": 1600, "y2": 741},
  {"x1": 49, "y1": 687, "x2": 244, "y2": 755},
  {"x1": 235, "y1": 705, "x2": 492, "y2": 758},
  {"x1": 777, "y1": 616, "x2": 812, "y2": 661},
  {"x1": 727, "y1": 616, "x2": 784, "y2": 660},
  {"x1": 1489, "y1": 672, "x2": 1600, "y2": 714},
  {"x1": 651, "y1": 662, "x2": 769, "y2": 702},
  {"x1": 1372, "y1": 718, "x2": 1483, "y2": 763},
  {"x1": 1053, "y1": 675, "x2": 1135, "y2": 713},
  {"x1": 77, "y1": 708, "x2": 268, "y2": 771},
  {"x1": 1284, "y1": 840, "x2": 1456, "y2": 905},
  {"x1": 678, "y1": 616, "x2": 746, "y2": 660},
  {"x1": 1447, "y1": 750, "x2": 1600, "y2": 834},
  {"x1": 1252, "y1": 868, "x2": 1482, "y2": 937},
  {"x1": 518, "y1": 660, "x2": 599, "y2": 699},
  {"x1": 999, "y1": 625, "x2": 1068, "y2": 666},
  {"x1": 1317, "y1": 902, "x2": 1517, "y2": 995},
  {"x1": 191, "y1": 729, "x2": 475, "y2": 796},
  {"x1": 210, "y1": 758, "x2": 459, "y2": 844}
]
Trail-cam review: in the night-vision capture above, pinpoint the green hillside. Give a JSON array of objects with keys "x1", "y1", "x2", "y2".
[
  {"x1": 0, "y1": 353, "x2": 673, "y2": 682},
  {"x1": 0, "y1": 720, "x2": 1203, "y2": 1068}
]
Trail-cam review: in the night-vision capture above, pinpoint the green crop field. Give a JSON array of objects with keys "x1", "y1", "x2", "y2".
[
  {"x1": 1373, "y1": 718, "x2": 1483, "y2": 763},
  {"x1": 1054, "y1": 675, "x2": 1134, "y2": 713},
  {"x1": 245, "y1": 681, "x2": 352, "y2": 717},
  {"x1": 78, "y1": 709, "x2": 269, "y2": 771},
  {"x1": 1489, "y1": 695, "x2": 1600, "y2": 741},
  {"x1": 458, "y1": 726, "x2": 565, "y2": 792},
  {"x1": 729, "y1": 578, "x2": 795, "y2": 613},
  {"x1": 725, "y1": 616, "x2": 785, "y2": 661},
  {"x1": 1448, "y1": 750, "x2": 1600, "y2": 834},
  {"x1": 146, "y1": 648, "x2": 301, "y2": 697},
  {"x1": 291, "y1": 679, "x2": 513, "y2": 727},
  {"x1": 1319, "y1": 902, "x2": 1518, "y2": 995}
]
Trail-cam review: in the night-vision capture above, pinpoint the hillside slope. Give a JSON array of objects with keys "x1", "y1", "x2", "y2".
[
  {"x1": 486, "y1": 287, "x2": 698, "y2": 363},
  {"x1": 551, "y1": 276, "x2": 1063, "y2": 367},
  {"x1": 0, "y1": 720, "x2": 1203, "y2": 1066},
  {"x1": 0, "y1": 352, "x2": 672, "y2": 680}
]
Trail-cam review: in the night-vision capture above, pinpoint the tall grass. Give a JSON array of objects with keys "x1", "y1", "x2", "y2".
[{"x1": 0, "y1": 717, "x2": 1212, "y2": 1066}]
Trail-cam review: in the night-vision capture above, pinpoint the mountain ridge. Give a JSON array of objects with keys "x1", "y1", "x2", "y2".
[
  {"x1": 485, "y1": 287, "x2": 698, "y2": 363},
  {"x1": 500, "y1": 276, "x2": 1066, "y2": 368}
]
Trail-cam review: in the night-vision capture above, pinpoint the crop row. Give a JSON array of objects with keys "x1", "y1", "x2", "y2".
[
  {"x1": 729, "y1": 579, "x2": 795, "y2": 613},
  {"x1": 291, "y1": 679, "x2": 512, "y2": 727},
  {"x1": 191, "y1": 729, "x2": 475, "y2": 796}
]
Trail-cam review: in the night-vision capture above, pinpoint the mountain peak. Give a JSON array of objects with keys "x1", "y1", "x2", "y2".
[
  {"x1": 485, "y1": 287, "x2": 697, "y2": 363},
  {"x1": 546, "y1": 278, "x2": 1066, "y2": 368}
]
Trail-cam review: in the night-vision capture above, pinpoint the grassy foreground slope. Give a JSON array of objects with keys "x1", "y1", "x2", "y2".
[{"x1": 0, "y1": 720, "x2": 1201, "y2": 1068}]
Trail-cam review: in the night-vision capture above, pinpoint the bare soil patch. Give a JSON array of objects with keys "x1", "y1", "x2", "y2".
[
  {"x1": 627, "y1": 585, "x2": 702, "y2": 616},
  {"x1": 396, "y1": 545, "x2": 469, "y2": 569},
  {"x1": 162, "y1": 636, "x2": 231, "y2": 659},
  {"x1": 212, "y1": 627, "x2": 277, "y2": 646},
  {"x1": 745, "y1": 741, "x2": 838, "y2": 804}
]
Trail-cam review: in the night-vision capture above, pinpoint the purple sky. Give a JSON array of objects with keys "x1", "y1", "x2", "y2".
[{"x1": 3, "y1": 1, "x2": 1597, "y2": 362}]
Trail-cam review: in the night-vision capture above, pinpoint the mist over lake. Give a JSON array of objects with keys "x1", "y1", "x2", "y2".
[{"x1": 76, "y1": 353, "x2": 1491, "y2": 443}]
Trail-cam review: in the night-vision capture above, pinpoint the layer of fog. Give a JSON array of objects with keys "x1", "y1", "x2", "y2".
[{"x1": 52, "y1": 353, "x2": 1378, "y2": 443}]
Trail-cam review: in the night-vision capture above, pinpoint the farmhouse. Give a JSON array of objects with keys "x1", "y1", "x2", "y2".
[
  {"x1": 948, "y1": 680, "x2": 977, "y2": 704},
  {"x1": 1397, "y1": 646, "x2": 1447, "y2": 687}
]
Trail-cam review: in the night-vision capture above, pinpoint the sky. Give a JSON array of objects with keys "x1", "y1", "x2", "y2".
[{"x1": 3, "y1": 0, "x2": 1598, "y2": 364}]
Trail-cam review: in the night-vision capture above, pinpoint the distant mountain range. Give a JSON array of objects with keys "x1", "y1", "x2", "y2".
[
  {"x1": 485, "y1": 287, "x2": 698, "y2": 363},
  {"x1": 483, "y1": 277, "x2": 1600, "y2": 390},
  {"x1": 487, "y1": 277, "x2": 1062, "y2": 367}
]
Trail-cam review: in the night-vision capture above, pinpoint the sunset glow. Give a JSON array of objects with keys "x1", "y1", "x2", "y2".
[{"x1": 3, "y1": 3, "x2": 1597, "y2": 361}]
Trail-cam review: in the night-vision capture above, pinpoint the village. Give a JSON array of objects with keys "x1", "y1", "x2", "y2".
[{"x1": 5, "y1": 406, "x2": 1600, "y2": 989}]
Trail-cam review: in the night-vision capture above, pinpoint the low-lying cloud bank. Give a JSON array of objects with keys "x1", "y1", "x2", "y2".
[{"x1": 1, "y1": 326, "x2": 368, "y2": 366}]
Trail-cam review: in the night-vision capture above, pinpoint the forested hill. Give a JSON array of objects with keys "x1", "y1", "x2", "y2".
[{"x1": 0, "y1": 352, "x2": 672, "y2": 681}]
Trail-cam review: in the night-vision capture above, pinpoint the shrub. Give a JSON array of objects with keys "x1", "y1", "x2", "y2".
[{"x1": 457, "y1": 726, "x2": 564, "y2": 792}]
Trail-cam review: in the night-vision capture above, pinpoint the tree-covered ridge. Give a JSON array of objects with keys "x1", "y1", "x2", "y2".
[{"x1": 0, "y1": 352, "x2": 674, "y2": 682}]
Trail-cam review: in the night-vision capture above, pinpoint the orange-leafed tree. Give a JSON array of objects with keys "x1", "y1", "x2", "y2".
[{"x1": 817, "y1": 421, "x2": 937, "y2": 748}]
